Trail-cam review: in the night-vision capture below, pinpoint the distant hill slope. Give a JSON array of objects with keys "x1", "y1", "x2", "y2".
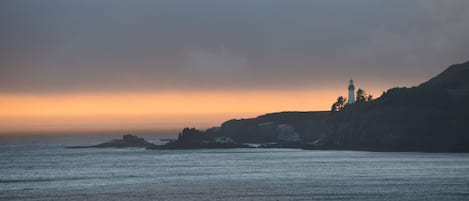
[
  {"x1": 167, "y1": 61, "x2": 469, "y2": 152},
  {"x1": 420, "y1": 61, "x2": 469, "y2": 90},
  {"x1": 218, "y1": 111, "x2": 330, "y2": 143},
  {"x1": 324, "y1": 61, "x2": 469, "y2": 152}
]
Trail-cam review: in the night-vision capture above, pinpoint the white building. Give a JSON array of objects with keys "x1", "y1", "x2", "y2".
[{"x1": 348, "y1": 80, "x2": 355, "y2": 105}]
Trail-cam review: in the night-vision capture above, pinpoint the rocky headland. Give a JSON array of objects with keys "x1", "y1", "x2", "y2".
[
  {"x1": 154, "y1": 61, "x2": 469, "y2": 152},
  {"x1": 66, "y1": 61, "x2": 469, "y2": 152},
  {"x1": 66, "y1": 134, "x2": 155, "y2": 148}
]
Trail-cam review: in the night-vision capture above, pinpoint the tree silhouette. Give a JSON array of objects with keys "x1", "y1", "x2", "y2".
[
  {"x1": 356, "y1": 88, "x2": 366, "y2": 103},
  {"x1": 355, "y1": 88, "x2": 374, "y2": 103},
  {"x1": 331, "y1": 96, "x2": 347, "y2": 112},
  {"x1": 332, "y1": 88, "x2": 373, "y2": 111},
  {"x1": 331, "y1": 102, "x2": 339, "y2": 112},
  {"x1": 337, "y1": 96, "x2": 346, "y2": 109}
]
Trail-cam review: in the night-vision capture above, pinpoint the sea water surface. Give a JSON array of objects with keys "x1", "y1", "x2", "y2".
[{"x1": 1, "y1": 143, "x2": 469, "y2": 200}]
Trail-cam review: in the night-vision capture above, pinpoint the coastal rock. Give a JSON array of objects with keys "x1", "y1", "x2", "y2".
[
  {"x1": 276, "y1": 124, "x2": 300, "y2": 142},
  {"x1": 219, "y1": 112, "x2": 329, "y2": 143},
  {"x1": 66, "y1": 134, "x2": 154, "y2": 148},
  {"x1": 214, "y1": 136, "x2": 236, "y2": 144},
  {"x1": 148, "y1": 128, "x2": 249, "y2": 149}
]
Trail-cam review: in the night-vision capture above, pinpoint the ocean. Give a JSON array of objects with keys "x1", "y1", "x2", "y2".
[{"x1": 1, "y1": 137, "x2": 469, "y2": 201}]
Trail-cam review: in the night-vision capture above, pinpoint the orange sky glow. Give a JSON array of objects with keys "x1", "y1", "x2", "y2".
[
  {"x1": 0, "y1": 88, "x2": 386, "y2": 134},
  {"x1": 1, "y1": 1, "x2": 467, "y2": 137}
]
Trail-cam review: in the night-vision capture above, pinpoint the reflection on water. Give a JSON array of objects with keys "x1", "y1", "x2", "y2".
[{"x1": 1, "y1": 145, "x2": 468, "y2": 201}]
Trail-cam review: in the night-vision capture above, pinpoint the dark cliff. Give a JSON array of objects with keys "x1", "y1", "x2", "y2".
[
  {"x1": 159, "y1": 61, "x2": 469, "y2": 152},
  {"x1": 150, "y1": 128, "x2": 249, "y2": 149},
  {"x1": 219, "y1": 111, "x2": 330, "y2": 143},
  {"x1": 150, "y1": 112, "x2": 330, "y2": 149},
  {"x1": 323, "y1": 61, "x2": 469, "y2": 152}
]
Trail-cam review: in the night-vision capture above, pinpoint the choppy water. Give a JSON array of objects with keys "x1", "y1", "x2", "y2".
[{"x1": 1, "y1": 145, "x2": 469, "y2": 201}]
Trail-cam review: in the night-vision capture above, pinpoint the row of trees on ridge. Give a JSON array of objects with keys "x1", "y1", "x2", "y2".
[{"x1": 331, "y1": 88, "x2": 373, "y2": 112}]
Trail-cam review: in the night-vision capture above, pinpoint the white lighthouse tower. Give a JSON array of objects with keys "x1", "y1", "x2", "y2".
[{"x1": 348, "y1": 80, "x2": 355, "y2": 105}]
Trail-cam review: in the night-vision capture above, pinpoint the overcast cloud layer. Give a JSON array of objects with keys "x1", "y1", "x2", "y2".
[{"x1": 0, "y1": 0, "x2": 468, "y2": 93}]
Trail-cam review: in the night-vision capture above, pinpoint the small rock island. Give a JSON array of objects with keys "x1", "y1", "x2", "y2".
[{"x1": 66, "y1": 134, "x2": 154, "y2": 148}]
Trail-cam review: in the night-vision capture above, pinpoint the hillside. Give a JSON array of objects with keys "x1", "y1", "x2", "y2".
[
  {"x1": 152, "y1": 111, "x2": 330, "y2": 149},
  {"x1": 323, "y1": 61, "x2": 469, "y2": 152},
  {"x1": 218, "y1": 111, "x2": 330, "y2": 143},
  {"x1": 161, "y1": 61, "x2": 469, "y2": 152}
]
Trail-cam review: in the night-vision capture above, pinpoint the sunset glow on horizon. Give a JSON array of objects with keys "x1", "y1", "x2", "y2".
[
  {"x1": 0, "y1": 88, "x2": 354, "y2": 133},
  {"x1": 1, "y1": 1, "x2": 467, "y2": 135}
]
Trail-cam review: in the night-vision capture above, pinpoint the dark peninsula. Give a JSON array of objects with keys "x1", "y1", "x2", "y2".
[
  {"x1": 157, "y1": 61, "x2": 469, "y2": 152},
  {"x1": 66, "y1": 61, "x2": 469, "y2": 152}
]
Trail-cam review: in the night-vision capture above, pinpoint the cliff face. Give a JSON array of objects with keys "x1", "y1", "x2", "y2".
[
  {"x1": 324, "y1": 61, "x2": 469, "y2": 152},
  {"x1": 218, "y1": 111, "x2": 330, "y2": 143}
]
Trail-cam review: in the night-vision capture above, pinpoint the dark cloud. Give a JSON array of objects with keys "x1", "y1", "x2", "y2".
[{"x1": 0, "y1": 0, "x2": 468, "y2": 93}]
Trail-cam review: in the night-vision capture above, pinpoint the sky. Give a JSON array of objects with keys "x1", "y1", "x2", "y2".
[{"x1": 0, "y1": 0, "x2": 468, "y2": 134}]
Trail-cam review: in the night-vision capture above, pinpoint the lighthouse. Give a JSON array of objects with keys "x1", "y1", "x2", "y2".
[{"x1": 348, "y1": 80, "x2": 355, "y2": 105}]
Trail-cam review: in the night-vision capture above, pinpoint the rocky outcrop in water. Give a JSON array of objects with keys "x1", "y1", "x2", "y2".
[
  {"x1": 147, "y1": 128, "x2": 250, "y2": 149},
  {"x1": 66, "y1": 134, "x2": 155, "y2": 148}
]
